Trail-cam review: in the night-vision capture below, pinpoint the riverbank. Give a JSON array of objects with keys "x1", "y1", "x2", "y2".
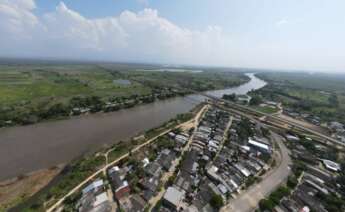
[
  {"x1": 10, "y1": 104, "x2": 206, "y2": 212},
  {"x1": 0, "y1": 167, "x2": 62, "y2": 211},
  {"x1": 0, "y1": 73, "x2": 266, "y2": 182}
]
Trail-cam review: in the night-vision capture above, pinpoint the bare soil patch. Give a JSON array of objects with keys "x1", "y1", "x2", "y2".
[{"x1": 0, "y1": 167, "x2": 62, "y2": 211}]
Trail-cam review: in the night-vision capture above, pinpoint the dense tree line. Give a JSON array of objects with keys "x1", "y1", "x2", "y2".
[{"x1": 0, "y1": 87, "x2": 188, "y2": 127}]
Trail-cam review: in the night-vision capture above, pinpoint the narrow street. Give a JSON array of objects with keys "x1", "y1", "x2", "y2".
[{"x1": 148, "y1": 105, "x2": 209, "y2": 210}]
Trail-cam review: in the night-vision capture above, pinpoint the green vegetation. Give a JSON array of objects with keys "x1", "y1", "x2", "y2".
[
  {"x1": 252, "y1": 105, "x2": 279, "y2": 114},
  {"x1": 245, "y1": 176, "x2": 260, "y2": 187},
  {"x1": 209, "y1": 194, "x2": 224, "y2": 210},
  {"x1": 254, "y1": 72, "x2": 345, "y2": 122},
  {"x1": 258, "y1": 198, "x2": 275, "y2": 211},
  {"x1": 0, "y1": 64, "x2": 249, "y2": 127},
  {"x1": 17, "y1": 108, "x2": 199, "y2": 211},
  {"x1": 249, "y1": 95, "x2": 263, "y2": 106},
  {"x1": 259, "y1": 186, "x2": 291, "y2": 211},
  {"x1": 235, "y1": 118, "x2": 254, "y2": 143},
  {"x1": 317, "y1": 193, "x2": 345, "y2": 212},
  {"x1": 222, "y1": 93, "x2": 237, "y2": 101},
  {"x1": 119, "y1": 67, "x2": 249, "y2": 92}
]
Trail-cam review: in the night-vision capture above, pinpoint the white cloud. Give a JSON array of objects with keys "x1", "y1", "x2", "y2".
[
  {"x1": 276, "y1": 18, "x2": 288, "y2": 27},
  {"x1": 0, "y1": 0, "x2": 37, "y2": 35},
  {"x1": 0, "y1": 0, "x2": 232, "y2": 65}
]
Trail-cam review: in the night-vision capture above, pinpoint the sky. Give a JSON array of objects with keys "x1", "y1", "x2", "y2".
[{"x1": 0, "y1": 0, "x2": 344, "y2": 72}]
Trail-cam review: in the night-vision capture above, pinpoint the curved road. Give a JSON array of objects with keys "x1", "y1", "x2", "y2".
[{"x1": 221, "y1": 133, "x2": 291, "y2": 212}]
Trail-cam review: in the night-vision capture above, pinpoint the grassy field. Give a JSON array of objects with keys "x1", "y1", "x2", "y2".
[
  {"x1": 0, "y1": 63, "x2": 249, "y2": 126},
  {"x1": 106, "y1": 66, "x2": 249, "y2": 92},
  {"x1": 0, "y1": 64, "x2": 248, "y2": 106},
  {"x1": 0, "y1": 65, "x2": 150, "y2": 105},
  {"x1": 257, "y1": 72, "x2": 345, "y2": 92},
  {"x1": 255, "y1": 72, "x2": 345, "y2": 122}
]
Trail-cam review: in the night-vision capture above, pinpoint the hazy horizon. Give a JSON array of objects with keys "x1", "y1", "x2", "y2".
[{"x1": 1, "y1": 57, "x2": 345, "y2": 75}]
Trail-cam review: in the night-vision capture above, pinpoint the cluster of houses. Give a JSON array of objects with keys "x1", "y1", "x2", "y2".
[
  {"x1": 194, "y1": 117, "x2": 271, "y2": 210},
  {"x1": 190, "y1": 108, "x2": 231, "y2": 154},
  {"x1": 74, "y1": 106, "x2": 276, "y2": 212},
  {"x1": 328, "y1": 121, "x2": 345, "y2": 143},
  {"x1": 140, "y1": 148, "x2": 177, "y2": 201},
  {"x1": 281, "y1": 133, "x2": 344, "y2": 212},
  {"x1": 157, "y1": 107, "x2": 273, "y2": 211},
  {"x1": 111, "y1": 130, "x2": 191, "y2": 211},
  {"x1": 283, "y1": 108, "x2": 321, "y2": 126},
  {"x1": 74, "y1": 128, "x2": 191, "y2": 212},
  {"x1": 205, "y1": 141, "x2": 268, "y2": 195},
  {"x1": 276, "y1": 163, "x2": 341, "y2": 212},
  {"x1": 76, "y1": 179, "x2": 112, "y2": 212},
  {"x1": 158, "y1": 107, "x2": 232, "y2": 211}
]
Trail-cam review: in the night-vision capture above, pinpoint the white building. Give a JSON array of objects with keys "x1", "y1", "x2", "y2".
[{"x1": 322, "y1": 159, "x2": 341, "y2": 172}]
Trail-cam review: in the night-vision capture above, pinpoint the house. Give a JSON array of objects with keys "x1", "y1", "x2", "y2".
[
  {"x1": 108, "y1": 167, "x2": 130, "y2": 200},
  {"x1": 237, "y1": 95, "x2": 250, "y2": 104},
  {"x1": 265, "y1": 101, "x2": 278, "y2": 106},
  {"x1": 139, "y1": 176, "x2": 160, "y2": 201},
  {"x1": 144, "y1": 162, "x2": 162, "y2": 177},
  {"x1": 175, "y1": 171, "x2": 194, "y2": 192},
  {"x1": 78, "y1": 191, "x2": 111, "y2": 212},
  {"x1": 233, "y1": 163, "x2": 251, "y2": 177},
  {"x1": 119, "y1": 194, "x2": 146, "y2": 212},
  {"x1": 175, "y1": 134, "x2": 189, "y2": 146},
  {"x1": 192, "y1": 181, "x2": 218, "y2": 211},
  {"x1": 82, "y1": 179, "x2": 104, "y2": 195},
  {"x1": 322, "y1": 159, "x2": 341, "y2": 172},
  {"x1": 248, "y1": 138, "x2": 271, "y2": 153},
  {"x1": 92, "y1": 192, "x2": 109, "y2": 208},
  {"x1": 328, "y1": 121, "x2": 344, "y2": 131},
  {"x1": 142, "y1": 158, "x2": 150, "y2": 167},
  {"x1": 306, "y1": 165, "x2": 333, "y2": 183},
  {"x1": 286, "y1": 134, "x2": 300, "y2": 142},
  {"x1": 163, "y1": 187, "x2": 185, "y2": 211},
  {"x1": 168, "y1": 132, "x2": 176, "y2": 138},
  {"x1": 292, "y1": 185, "x2": 328, "y2": 212},
  {"x1": 181, "y1": 150, "x2": 199, "y2": 175},
  {"x1": 157, "y1": 149, "x2": 176, "y2": 171}
]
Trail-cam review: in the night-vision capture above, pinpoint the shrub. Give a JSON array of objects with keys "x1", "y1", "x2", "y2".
[
  {"x1": 210, "y1": 194, "x2": 224, "y2": 209},
  {"x1": 259, "y1": 199, "x2": 275, "y2": 211}
]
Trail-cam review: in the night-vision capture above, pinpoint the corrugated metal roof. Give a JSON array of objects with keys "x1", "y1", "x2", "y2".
[{"x1": 248, "y1": 138, "x2": 270, "y2": 150}]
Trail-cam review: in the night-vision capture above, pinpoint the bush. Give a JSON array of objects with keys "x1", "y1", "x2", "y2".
[
  {"x1": 287, "y1": 175, "x2": 298, "y2": 189},
  {"x1": 268, "y1": 186, "x2": 290, "y2": 205},
  {"x1": 210, "y1": 194, "x2": 224, "y2": 209},
  {"x1": 259, "y1": 199, "x2": 275, "y2": 211},
  {"x1": 223, "y1": 93, "x2": 236, "y2": 101},
  {"x1": 249, "y1": 95, "x2": 263, "y2": 106}
]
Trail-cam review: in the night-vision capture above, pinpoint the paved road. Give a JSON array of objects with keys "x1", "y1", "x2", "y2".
[{"x1": 221, "y1": 133, "x2": 291, "y2": 212}]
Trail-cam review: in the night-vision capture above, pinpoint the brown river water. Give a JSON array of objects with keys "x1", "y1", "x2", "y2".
[{"x1": 0, "y1": 73, "x2": 266, "y2": 181}]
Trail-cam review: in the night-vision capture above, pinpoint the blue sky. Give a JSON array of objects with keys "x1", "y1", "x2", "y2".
[{"x1": 0, "y1": 0, "x2": 344, "y2": 72}]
